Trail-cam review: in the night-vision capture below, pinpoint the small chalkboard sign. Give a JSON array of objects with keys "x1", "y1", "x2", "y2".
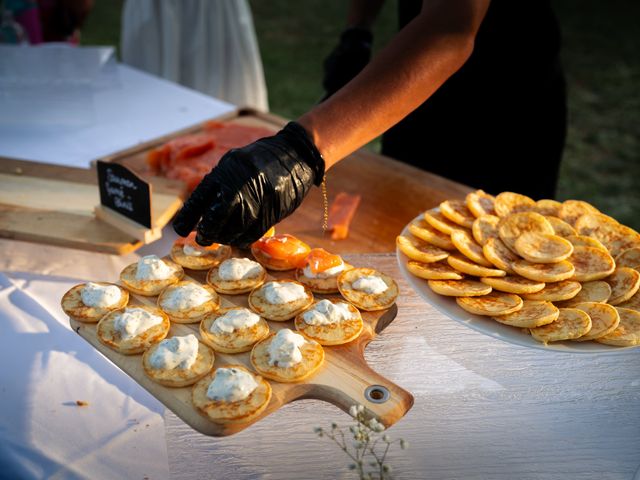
[{"x1": 97, "y1": 160, "x2": 152, "y2": 228}]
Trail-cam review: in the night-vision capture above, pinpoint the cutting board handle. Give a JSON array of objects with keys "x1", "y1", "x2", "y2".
[{"x1": 302, "y1": 333, "x2": 414, "y2": 427}]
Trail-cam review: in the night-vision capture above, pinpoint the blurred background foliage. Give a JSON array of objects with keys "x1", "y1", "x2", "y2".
[{"x1": 82, "y1": 0, "x2": 639, "y2": 230}]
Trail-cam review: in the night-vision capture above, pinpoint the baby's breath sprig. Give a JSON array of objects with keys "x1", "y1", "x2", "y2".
[{"x1": 314, "y1": 404, "x2": 408, "y2": 480}]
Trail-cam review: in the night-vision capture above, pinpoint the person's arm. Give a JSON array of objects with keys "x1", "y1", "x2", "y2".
[
  {"x1": 174, "y1": 0, "x2": 490, "y2": 247},
  {"x1": 302, "y1": 0, "x2": 491, "y2": 168}
]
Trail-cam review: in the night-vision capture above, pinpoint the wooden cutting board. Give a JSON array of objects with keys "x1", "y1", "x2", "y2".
[
  {"x1": 0, "y1": 157, "x2": 183, "y2": 254},
  {"x1": 68, "y1": 255, "x2": 414, "y2": 436}
]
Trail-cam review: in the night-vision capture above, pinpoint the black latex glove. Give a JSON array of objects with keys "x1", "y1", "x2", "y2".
[
  {"x1": 322, "y1": 27, "x2": 373, "y2": 100},
  {"x1": 172, "y1": 122, "x2": 325, "y2": 248}
]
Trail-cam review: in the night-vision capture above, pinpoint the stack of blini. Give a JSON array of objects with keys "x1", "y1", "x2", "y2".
[{"x1": 398, "y1": 190, "x2": 640, "y2": 347}]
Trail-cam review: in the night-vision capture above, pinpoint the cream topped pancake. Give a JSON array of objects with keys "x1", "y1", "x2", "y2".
[
  {"x1": 248, "y1": 280, "x2": 314, "y2": 321},
  {"x1": 294, "y1": 299, "x2": 364, "y2": 345},
  {"x1": 251, "y1": 233, "x2": 311, "y2": 271},
  {"x1": 295, "y1": 248, "x2": 353, "y2": 294},
  {"x1": 192, "y1": 365, "x2": 272, "y2": 424},
  {"x1": 337, "y1": 267, "x2": 398, "y2": 311},
  {"x1": 157, "y1": 281, "x2": 219, "y2": 323},
  {"x1": 61, "y1": 282, "x2": 129, "y2": 323},
  {"x1": 142, "y1": 334, "x2": 214, "y2": 387},
  {"x1": 120, "y1": 255, "x2": 184, "y2": 296},
  {"x1": 170, "y1": 232, "x2": 231, "y2": 270},
  {"x1": 97, "y1": 305, "x2": 170, "y2": 354},
  {"x1": 200, "y1": 307, "x2": 270, "y2": 353},
  {"x1": 250, "y1": 329, "x2": 324, "y2": 382},
  {"x1": 207, "y1": 257, "x2": 267, "y2": 295}
]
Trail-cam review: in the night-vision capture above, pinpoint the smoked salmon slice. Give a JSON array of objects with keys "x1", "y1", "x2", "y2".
[
  {"x1": 252, "y1": 233, "x2": 310, "y2": 267},
  {"x1": 328, "y1": 192, "x2": 361, "y2": 240},
  {"x1": 304, "y1": 248, "x2": 343, "y2": 274}
]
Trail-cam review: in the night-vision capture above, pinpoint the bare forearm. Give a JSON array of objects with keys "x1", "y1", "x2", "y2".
[{"x1": 299, "y1": 0, "x2": 490, "y2": 168}]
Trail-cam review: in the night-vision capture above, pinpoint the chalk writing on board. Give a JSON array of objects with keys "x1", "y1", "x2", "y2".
[{"x1": 97, "y1": 160, "x2": 152, "y2": 228}]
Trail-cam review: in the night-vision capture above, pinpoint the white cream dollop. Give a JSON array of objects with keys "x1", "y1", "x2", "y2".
[
  {"x1": 268, "y1": 328, "x2": 306, "y2": 367},
  {"x1": 206, "y1": 367, "x2": 258, "y2": 402},
  {"x1": 149, "y1": 334, "x2": 199, "y2": 370},
  {"x1": 81, "y1": 282, "x2": 122, "y2": 308},
  {"x1": 218, "y1": 258, "x2": 263, "y2": 281},
  {"x1": 303, "y1": 260, "x2": 345, "y2": 279},
  {"x1": 263, "y1": 282, "x2": 307, "y2": 304},
  {"x1": 135, "y1": 255, "x2": 175, "y2": 281},
  {"x1": 160, "y1": 283, "x2": 212, "y2": 311},
  {"x1": 303, "y1": 299, "x2": 353, "y2": 326},
  {"x1": 114, "y1": 307, "x2": 163, "y2": 340},
  {"x1": 183, "y1": 244, "x2": 207, "y2": 257},
  {"x1": 352, "y1": 275, "x2": 388, "y2": 294},
  {"x1": 211, "y1": 308, "x2": 260, "y2": 334}
]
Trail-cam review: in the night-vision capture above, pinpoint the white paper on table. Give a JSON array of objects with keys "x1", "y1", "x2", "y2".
[
  {"x1": 0, "y1": 238, "x2": 174, "y2": 479},
  {"x1": 0, "y1": 44, "x2": 235, "y2": 168}
]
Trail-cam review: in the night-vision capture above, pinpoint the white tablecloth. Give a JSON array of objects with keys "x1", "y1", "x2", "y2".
[{"x1": 1, "y1": 236, "x2": 639, "y2": 479}]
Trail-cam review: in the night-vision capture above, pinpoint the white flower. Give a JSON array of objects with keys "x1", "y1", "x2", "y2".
[
  {"x1": 367, "y1": 418, "x2": 385, "y2": 432},
  {"x1": 349, "y1": 405, "x2": 359, "y2": 418},
  {"x1": 357, "y1": 405, "x2": 365, "y2": 413}
]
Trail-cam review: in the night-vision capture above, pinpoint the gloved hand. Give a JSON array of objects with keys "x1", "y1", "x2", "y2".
[
  {"x1": 322, "y1": 27, "x2": 373, "y2": 100},
  {"x1": 172, "y1": 121, "x2": 325, "y2": 248}
]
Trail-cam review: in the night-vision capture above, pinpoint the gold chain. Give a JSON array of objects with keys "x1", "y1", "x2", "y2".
[{"x1": 321, "y1": 174, "x2": 329, "y2": 232}]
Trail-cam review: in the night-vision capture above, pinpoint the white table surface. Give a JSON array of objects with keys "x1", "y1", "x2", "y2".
[
  {"x1": 0, "y1": 45, "x2": 235, "y2": 168},
  {"x1": 1, "y1": 234, "x2": 639, "y2": 480}
]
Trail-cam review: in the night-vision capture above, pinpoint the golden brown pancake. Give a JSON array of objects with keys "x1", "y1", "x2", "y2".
[
  {"x1": 512, "y1": 259, "x2": 575, "y2": 283},
  {"x1": 573, "y1": 302, "x2": 620, "y2": 341},
  {"x1": 424, "y1": 208, "x2": 464, "y2": 234},
  {"x1": 250, "y1": 332, "x2": 324, "y2": 382},
  {"x1": 294, "y1": 300, "x2": 364, "y2": 345},
  {"x1": 439, "y1": 199, "x2": 475, "y2": 228},
  {"x1": 408, "y1": 219, "x2": 456, "y2": 250},
  {"x1": 456, "y1": 292, "x2": 523, "y2": 316},
  {"x1": 119, "y1": 257, "x2": 184, "y2": 296},
  {"x1": 206, "y1": 258, "x2": 267, "y2": 295},
  {"x1": 521, "y1": 280, "x2": 582, "y2": 302},
  {"x1": 514, "y1": 232, "x2": 573, "y2": 264},
  {"x1": 157, "y1": 281, "x2": 220, "y2": 323},
  {"x1": 192, "y1": 365, "x2": 272, "y2": 424},
  {"x1": 530, "y1": 308, "x2": 592, "y2": 344},
  {"x1": 406, "y1": 260, "x2": 464, "y2": 280},
  {"x1": 450, "y1": 229, "x2": 493, "y2": 267},
  {"x1": 248, "y1": 280, "x2": 314, "y2": 321},
  {"x1": 61, "y1": 282, "x2": 129, "y2": 323},
  {"x1": 480, "y1": 275, "x2": 546, "y2": 295},
  {"x1": 472, "y1": 214, "x2": 500, "y2": 246},
  {"x1": 338, "y1": 267, "x2": 399, "y2": 311},
  {"x1": 169, "y1": 242, "x2": 231, "y2": 271},
  {"x1": 568, "y1": 246, "x2": 615, "y2": 282},
  {"x1": 596, "y1": 308, "x2": 640, "y2": 347},
  {"x1": 605, "y1": 268, "x2": 640, "y2": 305},
  {"x1": 142, "y1": 337, "x2": 214, "y2": 387},
  {"x1": 492, "y1": 300, "x2": 559, "y2": 328},
  {"x1": 447, "y1": 254, "x2": 506, "y2": 277},
  {"x1": 396, "y1": 235, "x2": 449, "y2": 264},
  {"x1": 466, "y1": 190, "x2": 496, "y2": 217},
  {"x1": 96, "y1": 305, "x2": 170, "y2": 355},
  {"x1": 199, "y1": 307, "x2": 270, "y2": 353},
  {"x1": 555, "y1": 281, "x2": 612, "y2": 307},
  {"x1": 427, "y1": 279, "x2": 492, "y2": 297},
  {"x1": 494, "y1": 192, "x2": 536, "y2": 217}
]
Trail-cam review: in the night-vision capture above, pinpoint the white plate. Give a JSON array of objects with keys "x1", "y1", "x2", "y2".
[{"x1": 397, "y1": 215, "x2": 634, "y2": 354}]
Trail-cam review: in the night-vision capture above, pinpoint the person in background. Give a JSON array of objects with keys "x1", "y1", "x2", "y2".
[
  {"x1": 0, "y1": 0, "x2": 93, "y2": 44},
  {"x1": 322, "y1": 0, "x2": 566, "y2": 200},
  {"x1": 173, "y1": 0, "x2": 565, "y2": 248},
  {"x1": 121, "y1": 0, "x2": 268, "y2": 112}
]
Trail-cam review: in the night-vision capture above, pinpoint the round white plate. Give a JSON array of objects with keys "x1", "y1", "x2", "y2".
[{"x1": 397, "y1": 215, "x2": 634, "y2": 354}]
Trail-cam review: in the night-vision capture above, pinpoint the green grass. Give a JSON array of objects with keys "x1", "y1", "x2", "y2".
[{"x1": 82, "y1": 0, "x2": 639, "y2": 230}]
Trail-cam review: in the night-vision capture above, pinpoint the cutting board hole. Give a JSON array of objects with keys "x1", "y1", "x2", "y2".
[{"x1": 365, "y1": 385, "x2": 390, "y2": 404}]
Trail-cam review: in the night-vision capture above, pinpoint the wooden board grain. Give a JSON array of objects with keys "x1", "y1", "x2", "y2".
[
  {"x1": 0, "y1": 157, "x2": 182, "y2": 254},
  {"x1": 69, "y1": 255, "x2": 413, "y2": 436}
]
